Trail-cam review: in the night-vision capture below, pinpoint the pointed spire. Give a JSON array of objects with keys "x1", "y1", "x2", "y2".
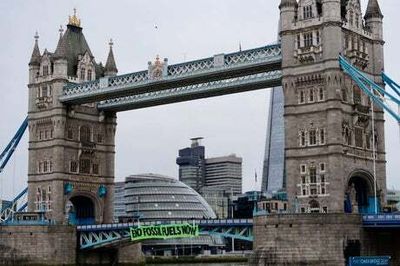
[
  {"x1": 29, "y1": 31, "x2": 41, "y2": 66},
  {"x1": 364, "y1": 0, "x2": 383, "y2": 20},
  {"x1": 104, "y1": 39, "x2": 118, "y2": 76},
  {"x1": 54, "y1": 26, "x2": 67, "y2": 60}
]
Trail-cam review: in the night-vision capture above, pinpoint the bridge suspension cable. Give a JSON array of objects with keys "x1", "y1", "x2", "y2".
[
  {"x1": 339, "y1": 55, "x2": 400, "y2": 214},
  {"x1": 0, "y1": 187, "x2": 28, "y2": 224},
  {"x1": 0, "y1": 117, "x2": 29, "y2": 223},
  {"x1": 339, "y1": 56, "x2": 400, "y2": 122},
  {"x1": 0, "y1": 117, "x2": 28, "y2": 173}
]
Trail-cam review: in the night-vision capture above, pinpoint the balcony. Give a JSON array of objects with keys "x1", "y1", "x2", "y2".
[
  {"x1": 35, "y1": 96, "x2": 52, "y2": 109},
  {"x1": 80, "y1": 141, "x2": 96, "y2": 154},
  {"x1": 294, "y1": 45, "x2": 322, "y2": 64},
  {"x1": 353, "y1": 103, "x2": 370, "y2": 126},
  {"x1": 345, "y1": 49, "x2": 369, "y2": 69}
]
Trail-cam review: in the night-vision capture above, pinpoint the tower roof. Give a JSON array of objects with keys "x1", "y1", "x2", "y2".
[
  {"x1": 53, "y1": 12, "x2": 94, "y2": 76},
  {"x1": 29, "y1": 32, "x2": 41, "y2": 66},
  {"x1": 279, "y1": 0, "x2": 297, "y2": 9},
  {"x1": 104, "y1": 39, "x2": 118, "y2": 74},
  {"x1": 364, "y1": 0, "x2": 383, "y2": 19}
]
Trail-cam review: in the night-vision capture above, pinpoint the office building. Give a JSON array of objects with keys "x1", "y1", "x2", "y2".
[
  {"x1": 113, "y1": 173, "x2": 223, "y2": 256},
  {"x1": 262, "y1": 86, "x2": 286, "y2": 193},
  {"x1": 113, "y1": 182, "x2": 126, "y2": 221},
  {"x1": 177, "y1": 140, "x2": 243, "y2": 217},
  {"x1": 176, "y1": 138, "x2": 206, "y2": 192}
]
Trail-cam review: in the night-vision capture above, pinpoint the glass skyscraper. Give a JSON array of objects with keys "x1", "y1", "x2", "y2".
[{"x1": 262, "y1": 86, "x2": 286, "y2": 193}]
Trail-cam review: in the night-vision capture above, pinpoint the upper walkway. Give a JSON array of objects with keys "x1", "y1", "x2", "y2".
[{"x1": 59, "y1": 44, "x2": 282, "y2": 110}]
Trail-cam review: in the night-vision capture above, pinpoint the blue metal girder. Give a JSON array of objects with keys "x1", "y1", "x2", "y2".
[
  {"x1": 97, "y1": 71, "x2": 282, "y2": 111},
  {"x1": 382, "y1": 72, "x2": 400, "y2": 98},
  {"x1": 59, "y1": 44, "x2": 282, "y2": 105},
  {"x1": 339, "y1": 56, "x2": 400, "y2": 122},
  {"x1": 201, "y1": 225, "x2": 253, "y2": 242},
  {"x1": 77, "y1": 219, "x2": 253, "y2": 250},
  {"x1": 0, "y1": 117, "x2": 28, "y2": 173},
  {"x1": 0, "y1": 187, "x2": 28, "y2": 223}
]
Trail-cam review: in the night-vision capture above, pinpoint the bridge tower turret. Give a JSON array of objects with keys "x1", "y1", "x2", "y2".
[
  {"x1": 104, "y1": 39, "x2": 118, "y2": 77},
  {"x1": 27, "y1": 10, "x2": 117, "y2": 224},
  {"x1": 28, "y1": 32, "x2": 41, "y2": 85},
  {"x1": 280, "y1": 0, "x2": 386, "y2": 213}
]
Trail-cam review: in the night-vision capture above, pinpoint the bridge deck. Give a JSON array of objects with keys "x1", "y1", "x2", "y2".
[
  {"x1": 77, "y1": 219, "x2": 253, "y2": 232},
  {"x1": 362, "y1": 214, "x2": 400, "y2": 228},
  {"x1": 59, "y1": 44, "x2": 281, "y2": 106}
]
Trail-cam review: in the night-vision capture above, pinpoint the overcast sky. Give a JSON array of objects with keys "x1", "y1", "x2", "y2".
[{"x1": 0, "y1": 0, "x2": 399, "y2": 200}]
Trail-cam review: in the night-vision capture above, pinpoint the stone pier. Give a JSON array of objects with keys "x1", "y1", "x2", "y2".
[
  {"x1": 251, "y1": 213, "x2": 400, "y2": 266},
  {"x1": 0, "y1": 225, "x2": 144, "y2": 265}
]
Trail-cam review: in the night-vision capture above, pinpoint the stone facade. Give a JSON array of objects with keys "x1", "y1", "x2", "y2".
[
  {"x1": 280, "y1": 0, "x2": 386, "y2": 213},
  {"x1": 251, "y1": 214, "x2": 363, "y2": 265},
  {"x1": 0, "y1": 225, "x2": 145, "y2": 265},
  {"x1": 27, "y1": 13, "x2": 117, "y2": 224},
  {"x1": 0, "y1": 225, "x2": 76, "y2": 265},
  {"x1": 251, "y1": 213, "x2": 400, "y2": 266}
]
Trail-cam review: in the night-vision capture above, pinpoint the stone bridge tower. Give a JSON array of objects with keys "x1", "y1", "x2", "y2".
[
  {"x1": 280, "y1": 0, "x2": 386, "y2": 213},
  {"x1": 27, "y1": 11, "x2": 117, "y2": 224}
]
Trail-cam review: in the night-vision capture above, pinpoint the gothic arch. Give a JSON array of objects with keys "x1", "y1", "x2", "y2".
[
  {"x1": 346, "y1": 169, "x2": 375, "y2": 192},
  {"x1": 79, "y1": 125, "x2": 91, "y2": 142},
  {"x1": 65, "y1": 190, "x2": 103, "y2": 224},
  {"x1": 345, "y1": 169, "x2": 376, "y2": 213}
]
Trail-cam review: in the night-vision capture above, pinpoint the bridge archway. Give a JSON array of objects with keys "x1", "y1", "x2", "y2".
[
  {"x1": 346, "y1": 170, "x2": 375, "y2": 214},
  {"x1": 66, "y1": 192, "x2": 102, "y2": 225}
]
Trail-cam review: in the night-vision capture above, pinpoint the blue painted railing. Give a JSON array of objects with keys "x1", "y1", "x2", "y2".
[
  {"x1": 362, "y1": 214, "x2": 400, "y2": 227},
  {"x1": 0, "y1": 117, "x2": 28, "y2": 173}
]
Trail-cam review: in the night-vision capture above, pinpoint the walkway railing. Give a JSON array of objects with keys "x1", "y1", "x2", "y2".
[
  {"x1": 60, "y1": 44, "x2": 281, "y2": 105},
  {"x1": 77, "y1": 219, "x2": 253, "y2": 250}
]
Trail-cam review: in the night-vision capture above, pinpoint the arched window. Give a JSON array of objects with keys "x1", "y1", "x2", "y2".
[
  {"x1": 353, "y1": 85, "x2": 362, "y2": 105},
  {"x1": 79, "y1": 159, "x2": 91, "y2": 174},
  {"x1": 319, "y1": 128, "x2": 325, "y2": 145},
  {"x1": 300, "y1": 131, "x2": 306, "y2": 146},
  {"x1": 355, "y1": 15, "x2": 359, "y2": 28},
  {"x1": 309, "y1": 129, "x2": 317, "y2": 145},
  {"x1": 80, "y1": 68, "x2": 86, "y2": 80},
  {"x1": 80, "y1": 126, "x2": 91, "y2": 143},
  {"x1": 309, "y1": 200, "x2": 320, "y2": 213},
  {"x1": 309, "y1": 88, "x2": 315, "y2": 102},
  {"x1": 299, "y1": 90, "x2": 306, "y2": 104},
  {"x1": 43, "y1": 65, "x2": 49, "y2": 76},
  {"x1": 349, "y1": 11, "x2": 354, "y2": 26},
  {"x1": 87, "y1": 69, "x2": 92, "y2": 81}
]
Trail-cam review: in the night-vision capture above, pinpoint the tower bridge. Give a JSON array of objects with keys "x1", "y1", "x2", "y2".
[{"x1": 1, "y1": 0, "x2": 400, "y2": 265}]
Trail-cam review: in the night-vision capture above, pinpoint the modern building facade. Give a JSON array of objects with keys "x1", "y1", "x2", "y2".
[
  {"x1": 122, "y1": 173, "x2": 217, "y2": 221},
  {"x1": 113, "y1": 182, "x2": 126, "y2": 220},
  {"x1": 176, "y1": 138, "x2": 206, "y2": 192},
  {"x1": 261, "y1": 86, "x2": 286, "y2": 193},
  {"x1": 113, "y1": 174, "x2": 224, "y2": 256},
  {"x1": 205, "y1": 155, "x2": 242, "y2": 195},
  {"x1": 177, "y1": 140, "x2": 242, "y2": 218},
  {"x1": 280, "y1": 0, "x2": 386, "y2": 213},
  {"x1": 386, "y1": 190, "x2": 400, "y2": 210}
]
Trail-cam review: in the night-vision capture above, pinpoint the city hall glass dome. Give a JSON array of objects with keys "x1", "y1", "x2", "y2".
[{"x1": 124, "y1": 173, "x2": 217, "y2": 221}]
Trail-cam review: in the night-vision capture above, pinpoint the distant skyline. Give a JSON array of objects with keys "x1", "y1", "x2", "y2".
[{"x1": 0, "y1": 0, "x2": 399, "y2": 200}]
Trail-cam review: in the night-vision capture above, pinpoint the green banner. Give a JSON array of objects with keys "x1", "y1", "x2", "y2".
[{"x1": 130, "y1": 223, "x2": 199, "y2": 242}]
